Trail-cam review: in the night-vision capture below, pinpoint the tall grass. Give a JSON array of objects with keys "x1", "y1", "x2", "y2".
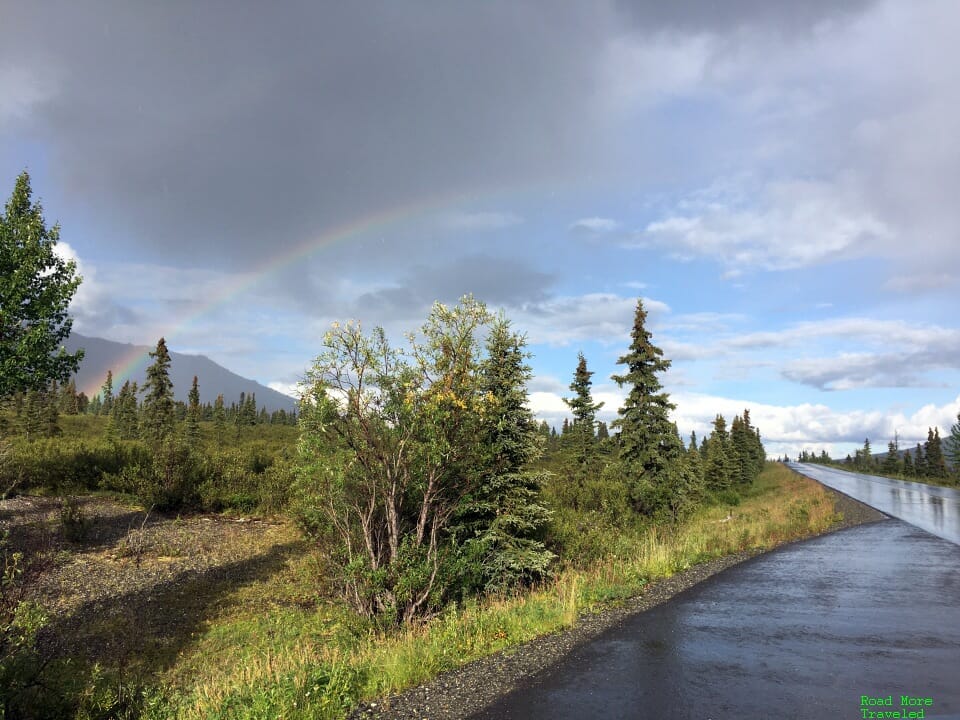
[{"x1": 160, "y1": 463, "x2": 840, "y2": 719}]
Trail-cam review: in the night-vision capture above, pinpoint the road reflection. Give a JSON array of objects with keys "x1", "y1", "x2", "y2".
[{"x1": 788, "y1": 463, "x2": 960, "y2": 545}]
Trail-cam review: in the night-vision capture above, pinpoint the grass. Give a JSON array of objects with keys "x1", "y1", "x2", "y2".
[{"x1": 154, "y1": 463, "x2": 840, "y2": 719}]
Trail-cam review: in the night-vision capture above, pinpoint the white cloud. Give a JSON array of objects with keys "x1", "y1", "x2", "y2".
[
  {"x1": 267, "y1": 381, "x2": 301, "y2": 399},
  {"x1": 671, "y1": 391, "x2": 960, "y2": 459},
  {"x1": 639, "y1": 178, "x2": 891, "y2": 273},
  {"x1": 441, "y1": 211, "x2": 523, "y2": 232},
  {"x1": 512, "y1": 293, "x2": 669, "y2": 347},
  {"x1": 570, "y1": 216, "x2": 621, "y2": 234}
]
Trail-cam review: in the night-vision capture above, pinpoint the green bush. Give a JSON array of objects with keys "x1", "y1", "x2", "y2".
[{"x1": 60, "y1": 496, "x2": 92, "y2": 542}]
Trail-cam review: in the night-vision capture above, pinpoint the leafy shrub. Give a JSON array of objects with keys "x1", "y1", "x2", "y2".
[{"x1": 60, "y1": 496, "x2": 92, "y2": 542}]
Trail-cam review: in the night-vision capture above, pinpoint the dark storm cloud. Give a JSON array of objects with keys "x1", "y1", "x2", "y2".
[{"x1": 1, "y1": 1, "x2": 612, "y2": 267}]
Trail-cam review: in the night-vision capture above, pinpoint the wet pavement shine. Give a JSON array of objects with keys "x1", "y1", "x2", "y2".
[
  {"x1": 787, "y1": 462, "x2": 960, "y2": 546},
  {"x1": 472, "y1": 469, "x2": 960, "y2": 720}
]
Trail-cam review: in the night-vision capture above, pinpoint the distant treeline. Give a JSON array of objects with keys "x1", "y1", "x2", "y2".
[{"x1": 791, "y1": 423, "x2": 959, "y2": 485}]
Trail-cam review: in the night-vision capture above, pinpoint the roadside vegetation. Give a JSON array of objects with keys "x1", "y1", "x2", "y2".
[
  {"x1": 793, "y1": 422, "x2": 960, "y2": 488},
  {"x1": 0, "y1": 169, "x2": 857, "y2": 718}
]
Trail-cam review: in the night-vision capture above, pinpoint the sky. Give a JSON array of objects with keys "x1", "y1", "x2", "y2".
[{"x1": 2, "y1": 0, "x2": 959, "y2": 459}]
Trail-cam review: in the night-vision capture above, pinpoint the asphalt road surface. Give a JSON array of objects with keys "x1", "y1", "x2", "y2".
[
  {"x1": 472, "y1": 467, "x2": 960, "y2": 720},
  {"x1": 787, "y1": 462, "x2": 960, "y2": 545}
]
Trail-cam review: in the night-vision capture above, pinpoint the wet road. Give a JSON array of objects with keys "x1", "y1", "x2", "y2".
[
  {"x1": 473, "y1": 483, "x2": 960, "y2": 719},
  {"x1": 788, "y1": 462, "x2": 960, "y2": 545}
]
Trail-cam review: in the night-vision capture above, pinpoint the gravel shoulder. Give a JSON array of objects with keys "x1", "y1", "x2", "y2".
[{"x1": 349, "y1": 487, "x2": 888, "y2": 720}]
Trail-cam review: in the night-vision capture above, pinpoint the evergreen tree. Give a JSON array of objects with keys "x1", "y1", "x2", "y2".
[
  {"x1": 140, "y1": 338, "x2": 176, "y2": 443},
  {"x1": 112, "y1": 380, "x2": 140, "y2": 439},
  {"x1": 915, "y1": 443, "x2": 927, "y2": 476},
  {"x1": 685, "y1": 433, "x2": 704, "y2": 485},
  {"x1": 882, "y1": 441, "x2": 899, "y2": 475},
  {"x1": 857, "y1": 438, "x2": 872, "y2": 470},
  {"x1": 925, "y1": 427, "x2": 947, "y2": 478},
  {"x1": 704, "y1": 414, "x2": 734, "y2": 491},
  {"x1": 185, "y1": 375, "x2": 201, "y2": 445},
  {"x1": 730, "y1": 415, "x2": 755, "y2": 485},
  {"x1": 563, "y1": 353, "x2": 603, "y2": 464},
  {"x1": 99, "y1": 370, "x2": 114, "y2": 416},
  {"x1": 597, "y1": 421, "x2": 609, "y2": 441},
  {"x1": 947, "y1": 412, "x2": 960, "y2": 468},
  {"x1": 453, "y1": 318, "x2": 554, "y2": 593},
  {"x1": 42, "y1": 383, "x2": 61, "y2": 437},
  {"x1": 59, "y1": 379, "x2": 79, "y2": 414},
  {"x1": 903, "y1": 449, "x2": 914, "y2": 476},
  {"x1": 610, "y1": 299, "x2": 679, "y2": 476},
  {"x1": 213, "y1": 394, "x2": 226, "y2": 445},
  {"x1": 21, "y1": 389, "x2": 43, "y2": 440}
]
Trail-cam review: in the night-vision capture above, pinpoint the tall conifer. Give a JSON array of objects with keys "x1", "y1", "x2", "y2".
[
  {"x1": 563, "y1": 353, "x2": 603, "y2": 464},
  {"x1": 186, "y1": 375, "x2": 201, "y2": 445},
  {"x1": 610, "y1": 299, "x2": 679, "y2": 478},
  {"x1": 454, "y1": 318, "x2": 553, "y2": 592},
  {"x1": 140, "y1": 338, "x2": 175, "y2": 443},
  {"x1": 99, "y1": 370, "x2": 114, "y2": 416}
]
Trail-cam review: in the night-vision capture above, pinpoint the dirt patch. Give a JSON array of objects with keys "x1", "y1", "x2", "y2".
[
  {"x1": 349, "y1": 487, "x2": 888, "y2": 719},
  {"x1": 1, "y1": 494, "x2": 307, "y2": 670}
]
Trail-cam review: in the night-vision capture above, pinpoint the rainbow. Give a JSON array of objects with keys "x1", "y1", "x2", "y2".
[{"x1": 80, "y1": 184, "x2": 539, "y2": 398}]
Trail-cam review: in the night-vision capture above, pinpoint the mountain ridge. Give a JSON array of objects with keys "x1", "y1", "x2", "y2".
[{"x1": 63, "y1": 333, "x2": 298, "y2": 413}]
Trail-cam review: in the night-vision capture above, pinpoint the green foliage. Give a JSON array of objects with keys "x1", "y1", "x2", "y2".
[
  {"x1": 111, "y1": 381, "x2": 140, "y2": 440},
  {"x1": 948, "y1": 413, "x2": 960, "y2": 467},
  {"x1": 140, "y1": 338, "x2": 176, "y2": 444},
  {"x1": 562, "y1": 353, "x2": 603, "y2": 465},
  {"x1": 924, "y1": 427, "x2": 948, "y2": 478},
  {"x1": 0, "y1": 171, "x2": 84, "y2": 400},
  {"x1": 185, "y1": 375, "x2": 201, "y2": 446},
  {"x1": 610, "y1": 299, "x2": 678, "y2": 478},
  {"x1": 1, "y1": 530, "x2": 49, "y2": 717},
  {"x1": 704, "y1": 415, "x2": 735, "y2": 491},
  {"x1": 60, "y1": 496, "x2": 92, "y2": 542},
  {"x1": 99, "y1": 370, "x2": 115, "y2": 417},
  {"x1": 451, "y1": 317, "x2": 554, "y2": 595},
  {"x1": 297, "y1": 298, "x2": 498, "y2": 622}
]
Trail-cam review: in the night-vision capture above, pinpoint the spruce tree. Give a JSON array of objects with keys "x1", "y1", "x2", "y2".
[
  {"x1": 597, "y1": 421, "x2": 609, "y2": 441},
  {"x1": 42, "y1": 383, "x2": 61, "y2": 437},
  {"x1": 902, "y1": 449, "x2": 914, "y2": 476},
  {"x1": 563, "y1": 353, "x2": 603, "y2": 464},
  {"x1": 731, "y1": 415, "x2": 754, "y2": 485},
  {"x1": 21, "y1": 389, "x2": 43, "y2": 440},
  {"x1": 213, "y1": 394, "x2": 226, "y2": 445},
  {"x1": 610, "y1": 299, "x2": 679, "y2": 477},
  {"x1": 925, "y1": 427, "x2": 947, "y2": 478},
  {"x1": 915, "y1": 443, "x2": 927, "y2": 476},
  {"x1": 185, "y1": 375, "x2": 201, "y2": 445},
  {"x1": 140, "y1": 338, "x2": 176, "y2": 443},
  {"x1": 112, "y1": 380, "x2": 140, "y2": 439},
  {"x1": 99, "y1": 370, "x2": 114, "y2": 416},
  {"x1": 947, "y1": 413, "x2": 960, "y2": 478},
  {"x1": 454, "y1": 318, "x2": 553, "y2": 592},
  {"x1": 704, "y1": 414, "x2": 734, "y2": 490},
  {"x1": 882, "y1": 441, "x2": 899, "y2": 475}
]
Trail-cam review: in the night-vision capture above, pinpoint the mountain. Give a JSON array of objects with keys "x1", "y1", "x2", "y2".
[{"x1": 63, "y1": 333, "x2": 297, "y2": 413}]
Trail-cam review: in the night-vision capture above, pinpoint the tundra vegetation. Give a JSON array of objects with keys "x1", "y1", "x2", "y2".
[{"x1": 2, "y1": 172, "x2": 847, "y2": 718}]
